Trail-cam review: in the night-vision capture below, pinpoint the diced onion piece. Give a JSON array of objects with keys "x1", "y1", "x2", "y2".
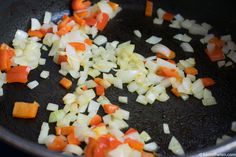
[
  {"x1": 113, "y1": 109, "x2": 130, "y2": 120},
  {"x1": 49, "y1": 110, "x2": 65, "y2": 123},
  {"x1": 231, "y1": 121, "x2": 236, "y2": 132},
  {"x1": 116, "y1": 70, "x2": 138, "y2": 83},
  {"x1": 134, "y1": 30, "x2": 142, "y2": 38},
  {"x1": 173, "y1": 34, "x2": 192, "y2": 42},
  {"x1": 189, "y1": 23, "x2": 208, "y2": 36},
  {"x1": 40, "y1": 70, "x2": 50, "y2": 79},
  {"x1": 222, "y1": 45, "x2": 230, "y2": 54},
  {"x1": 151, "y1": 44, "x2": 171, "y2": 57},
  {"x1": 39, "y1": 58, "x2": 46, "y2": 65},
  {"x1": 127, "y1": 81, "x2": 138, "y2": 93},
  {"x1": 145, "y1": 91, "x2": 156, "y2": 104},
  {"x1": 136, "y1": 95, "x2": 148, "y2": 105},
  {"x1": 181, "y1": 19, "x2": 194, "y2": 29},
  {"x1": 217, "y1": 61, "x2": 225, "y2": 68},
  {"x1": 27, "y1": 80, "x2": 39, "y2": 89},
  {"x1": 216, "y1": 138, "x2": 224, "y2": 145},
  {"x1": 163, "y1": 123, "x2": 170, "y2": 134},
  {"x1": 14, "y1": 29, "x2": 28, "y2": 39},
  {"x1": 113, "y1": 77, "x2": 123, "y2": 89},
  {"x1": 94, "y1": 35, "x2": 107, "y2": 46},
  {"x1": 88, "y1": 100, "x2": 100, "y2": 113},
  {"x1": 202, "y1": 89, "x2": 217, "y2": 106},
  {"x1": 140, "y1": 131, "x2": 151, "y2": 142},
  {"x1": 144, "y1": 142, "x2": 159, "y2": 152},
  {"x1": 180, "y1": 42, "x2": 194, "y2": 52},
  {"x1": 46, "y1": 103, "x2": 59, "y2": 111},
  {"x1": 169, "y1": 20, "x2": 181, "y2": 29},
  {"x1": 38, "y1": 122, "x2": 49, "y2": 144},
  {"x1": 201, "y1": 22, "x2": 212, "y2": 31},
  {"x1": 64, "y1": 144, "x2": 83, "y2": 156},
  {"x1": 168, "y1": 136, "x2": 185, "y2": 155},
  {"x1": 43, "y1": 11, "x2": 52, "y2": 24},
  {"x1": 192, "y1": 79, "x2": 204, "y2": 94},
  {"x1": 157, "y1": 8, "x2": 166, "y2": 19},
  {"x1": 153, "y1": 18, "x2": 163, "y2": 25},
  {"x1": 222, "y1": 135, "x2": 231, "y2": 141},
  {"x1": 146, "y1": 36, "x2": 162, "y2": 45},
  {"x1": 227, "y1": 41, "x2": 236, "y2": 51},
  {"x1": 108, "y1": 144, "x2": 132, "y2": 157},
  {"x1": 31, "y1": 18, "x2": 41, "y2": 31},
  {"x1": 42, "y1": 45, "x2": 48, "y2": 51},
  {"x1": 174, "y1": 14, "x2": 184, "y2": 21},
  {"x1": 227, "y1": 51, "x2": 236, "y2": 63},
  {"x1": 221, "y1": 35, "x2": 231, "y2": 42},
  {"x1": 225, "y1": 61, "x2": 233, "y2": 67},
  {"x1": 157, "y1": 92, "x2": 169, "y2": 102},
  {"x1": 0, "y1": 88, "x2": 3, "y2": 96},
  {"x1": 103, "y1": 114, "x2": 112, "y2": 124},
  {"x1": 118, "y1": 96, "x2": 128, "y2": 104}
]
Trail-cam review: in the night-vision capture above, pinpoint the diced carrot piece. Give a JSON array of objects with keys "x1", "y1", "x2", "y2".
[
  {"x1": 205, "y1": 48, "x2": 225, "y2": 62},
  {"x1": 56, "y1": 126, "x2": 75, "y2": 136},
  {"x1": 156, "y1": 50, "x2": 176, "y2": 59},
  {"x1": 109, "y1": 136, "x2": 122, "y2": 150},
  {"x1": 57, "y1": 55, "x2": 68, "y2": 64},
  {"x1": 0, "y1": 44, "x2": 15, "y2": 71},
  {"x1": 58, "y1": 15, "x2": 72, "y2": 30},
  {"x1": 0, "y1": 43, "x2": 14, "y2": 52},
  {"x1": 145, "y1": 0, "x2": 153, "y2": 17},
  {"x1": 209, "y1": 37, "x2": 224, "y2": 48},
  {"x1": 13, "y1": 101, "x2": 39, "y2": 118},
  {"x1": 171, "y1": 88, "x2": 181, "y2": 97},
  {"x1": 90, "y1": 114, "x2": 102, "y2": 126},
  {"x1": 72, "y1": 0, "x2": 91, "y2": 11},
  {"x1": 96, "y1": 12, "x2": 109, "y2": 31},
  {"x1": 84, "y1": 38, "x2": 93, "y2": 46},
  {"x1": 124, "y1": 138, "x2": 144, "y2": 152},
  {"x1": 184, "y1": 67, "x2": 198, "y2": 76},
  {"x1": 142, "y1": 151, "x2": 155, "y2": 157},
  {"x1": 96, "y1": 85, "x2": 105, "y2": 96},
  {"x1": 108, "y1": 2, "x2": 119, "y2": 11},
  {"x1": 93, "y1": 123, "x2": 106, "y2": 129},
  {"x1": 28, "y1": 30, "x2": 45, "y2": 38},
  {"x1": 59, "y1": 77, "x2": 72, "y2": 89},
  {"x1": 94, "y1": 78, "x2": 103, "y2": 85},
  {"x1": 0, "y1": 50, "x2": 11, "y2": 71},
  {"x1": 163, "y1": 12, "x2": 174, "y2": 21},
  {"x1": 82, "y1": 85, "x2": 88, "y2": 91},
  {"x1": 201, "y1": 77, "x2": 215, "y2": 87},
  {"x1": 6, "y1": 66, "x2": 30, "y2": 83},
  {"x1": 84, "y1": 17, "x2": 97, "y2": 26},
  {"x1": 85, "y1": 138, "x2": 98, "y2": 157},
  {"x1": 166, "y1": 59, "x2": 176, "y2": 64},
  {"x1": 73, "y1": 13, "x2": 86, "y2": 26},
  {"x1": 156, "y1": 66, "x2": 179, "y2": 78},
  {"x1": 125, "y1": 128, "x2": 138, "y2": 135},
  {"x1": 57, "y1": 25, "x2": 73, "y2": 36},
  {"x1": 76, "y1": 11, "x2": 89, "y2": 18},
  {"x1": 47, "y1": 136, "x2": 67, "y2": 151},
  {"x1": 69, "y1": 42, "x2": 86, "y2": 52},
  {"x1": 102, "y1": 104, "x2": 119, "y2": 114},
  {"x1": 40, "y1": 28, "x2": 53, "y2": 34},
  {"x1": 67, "y1": 132, "x2": 80, "y2": 145}
]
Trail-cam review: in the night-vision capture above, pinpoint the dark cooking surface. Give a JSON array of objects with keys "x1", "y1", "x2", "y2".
[{"x1": 0, "y1": 0, "x2": 236, "y2": 156}]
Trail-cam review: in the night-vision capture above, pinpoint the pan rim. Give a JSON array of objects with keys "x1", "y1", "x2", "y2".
[{"x1": 1, "y1": 125, "x2": 236, "y2": 157}]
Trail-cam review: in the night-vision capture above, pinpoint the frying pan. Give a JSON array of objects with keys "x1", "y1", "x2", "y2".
[{"x1": 0, "y1": 0, "x2": 236, "y2": 156}]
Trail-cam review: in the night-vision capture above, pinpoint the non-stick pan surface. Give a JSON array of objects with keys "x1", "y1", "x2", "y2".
[{"x1": 0, "y1": 0, "x2": 236, "y2": 156}]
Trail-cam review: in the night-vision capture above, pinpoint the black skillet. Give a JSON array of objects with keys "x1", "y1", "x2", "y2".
[{"x1": 0, "y1": 0, "x2": 236, "y2": 156}]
